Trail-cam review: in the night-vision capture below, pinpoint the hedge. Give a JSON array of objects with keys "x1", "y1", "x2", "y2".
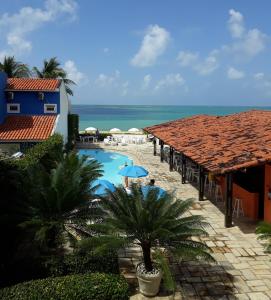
[
  {"x1": 67, "y1": 114, "x2": 79, "y2": 151},
  {"x1": 15, "y1": 133, "x2": 63, "y2": 170},
  {"x1": 44, "y1": 251, "x2": 119, "y2": 277},
  {"x1": 0, "y1": 273, "x2": 129, "y2": 300}
]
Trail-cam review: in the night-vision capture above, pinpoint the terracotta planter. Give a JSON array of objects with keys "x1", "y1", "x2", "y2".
[{"x1": 136, "y1": 263, "x2": 162, "y2": 297}]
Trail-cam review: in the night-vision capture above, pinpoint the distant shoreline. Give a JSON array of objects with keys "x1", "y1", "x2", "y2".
[{"x1": 71, "y1": 105, "x2": 271, "y2": 131}]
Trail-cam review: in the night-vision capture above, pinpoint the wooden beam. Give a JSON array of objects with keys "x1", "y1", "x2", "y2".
[
  {"x1": 199, "y1": 166, "x2": 205, "y2": 201},
  {"x1": 160, "y1": 141, "x2": 164, "y2": 162},
  {"x1": 169, "y1": 147, "x2": 174, "y2": 172},
  {"x1": 153, "y1": 138, "x2": 157, "y2": 156},
  {"x1": 181, "y1": 155, "x2": 186, "y2": 184},
  {"x1": 225, "y1": 173, "x2": 233, "y2": 228}
]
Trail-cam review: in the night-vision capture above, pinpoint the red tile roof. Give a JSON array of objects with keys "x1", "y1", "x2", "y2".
[
  {"x1": 0, "y1": 115, "x2": 57, "y2": 141},
  {"x1": 6, "y1": 78, "x2": 61, "y2": 91},
  {"x1": 144, "y1": 110, "x2": 271, "y2": 174}
]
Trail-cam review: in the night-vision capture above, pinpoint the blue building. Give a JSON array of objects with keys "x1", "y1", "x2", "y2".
[{"x1": 0, "y1": 72, "x2": 70, "y2": 154}]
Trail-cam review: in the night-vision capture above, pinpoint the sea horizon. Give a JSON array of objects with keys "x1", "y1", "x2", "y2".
[{"x1": 72, "y1": 104, "x2": 271, "y2": 131}]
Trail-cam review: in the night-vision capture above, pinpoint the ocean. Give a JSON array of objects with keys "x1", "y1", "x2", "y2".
[{"x1": 71, "y1": 105, "x2": 271, "y2": 131}]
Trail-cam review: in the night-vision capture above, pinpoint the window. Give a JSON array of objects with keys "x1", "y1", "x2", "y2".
[
  {"x1": 7, "y1": 103, "x2": 20, "y2": 113},
  {"x1": 44, "y1": 104, "x2": 57, "y2": 113}
]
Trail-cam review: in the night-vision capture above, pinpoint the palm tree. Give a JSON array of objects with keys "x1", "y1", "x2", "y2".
[
  {"x1": 84, "y1": 183, "x2": 214, "y2": 290},
  {"x1": 0, "y1": 56, "x2": 30, "y2": 77},
  {"x1": 256, "y1": 221, "x2": 271, "y2": 253},
  {"x1": 21, "y1": 152, "x2": 103, "y2": 253},
  {"x1": 33, "y1": 57, "x2": 75, "y2": 96}
]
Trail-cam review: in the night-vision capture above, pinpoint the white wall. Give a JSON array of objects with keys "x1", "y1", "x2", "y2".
[{"x1": 54, "y1": 81, "x2": 69, "y2": 143}]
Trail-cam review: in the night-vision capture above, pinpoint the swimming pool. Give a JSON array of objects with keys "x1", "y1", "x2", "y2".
[{"x1": 78, "y1": 149, "x2": 133, "y2": 185}]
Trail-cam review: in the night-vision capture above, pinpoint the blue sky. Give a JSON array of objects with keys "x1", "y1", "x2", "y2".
[{"x1": 1, "y1": 0, "x2": 271, "y2": 105}]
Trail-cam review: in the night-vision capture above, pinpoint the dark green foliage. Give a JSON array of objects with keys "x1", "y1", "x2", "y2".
[
  {"x1": 98, "y1": 132, "x2": 111, "y2": 141},
  {"x1": 67, "y1": 114, "x2": 79, "y2": 151},
  {"x1": 15, "y1": 134, "x2": 63, "y2": 171},
  {"x1": 0, "y1": 56, "x2": 30, "y2": 77},
  {"x1": 33, "y1": 57, "x2": 76, "y2": 96},
  {"x1": 43, "y1": 251, "x2": 119, "y2": 277},
  {"x1": 256, "y1": 221, "x2": 271, "y2": 253},
  {"x1": 87, "y1": 183, "x2": 215, "y2": 291},
  {"x1": 20, "y1": 152, "x2": 103, "y2": 253},
  {"x1": 0, "y1": 273, "x2": 129, "y2": 300}
]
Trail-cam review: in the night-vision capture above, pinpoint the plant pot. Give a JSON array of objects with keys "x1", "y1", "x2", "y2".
[{"x1": 136, "y1": 263, "x2": 162, "y2": 297}]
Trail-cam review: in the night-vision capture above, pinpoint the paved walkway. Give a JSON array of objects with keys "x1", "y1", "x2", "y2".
[{"x1": 84, "y1": 142, "x2": 271, "y2": 299}]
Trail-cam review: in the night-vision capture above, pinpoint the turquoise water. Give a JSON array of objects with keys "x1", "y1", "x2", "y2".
[
  {"x1": 72, "y1": 105, "x2": 271, "y2": 131},
  {"x1": 78, "y1": 149, "x2": 132, "y2": 185}
]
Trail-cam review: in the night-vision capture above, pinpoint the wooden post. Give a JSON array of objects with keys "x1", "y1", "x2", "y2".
[
  {"x1": 160, "y1": 141, "x2": 164, "y2": 162},
  {"x1": 225, "y1": 173, "x2": 233, "y2": 228},
  {"x1": 181, "y1": 155, "x2": 186, "y2": 184},
  {"x1": 169, "y1": 147, "x2": 174, "y2": 172},
  {"x1": 153, "y1": 138, "x2": 157, "y2": 156},
  {"x1": 199, "y1": 166, "x2": 205, "y2": 201}
]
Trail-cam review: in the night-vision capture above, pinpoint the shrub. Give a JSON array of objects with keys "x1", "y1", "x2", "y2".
[
  {"x1": 0, "y1": 273, "x2": 129, "y2": 300},
  {"x1": 15, "y1": 134, "x2": 63, "y2": 170},
  {"x1": 44, "y1": 251, "x2": 119, "y2": 277},
  {"x1": 67, "y1": 114, "x2": 79, "y2": 151}
]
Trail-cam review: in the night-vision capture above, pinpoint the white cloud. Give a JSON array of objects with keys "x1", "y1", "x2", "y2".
[
  {"x1": 194, "y1": 54, "x2": 219, "y2": 75},
  {"x1": 225, "y1": 9, "x2": 267, "y2": 59},
  {"x1": 0, "y1": 0, "x2": 77, "y2": 57},
  {"x1": 228, "y1": 9, "x2": 245, "y2": 38},
  {"x1": 103, "y1": 48, "x2": 109, "y2": 53},
  {"x1": 177, "y1": 51, "x2": 199, "y2": 67},
  {"x1": 121, "y1": 81, "x2": 129, "y2": 96},
  {"x1": 227, "y1": 67, "x2": 245, "y2": 79},
  {"x1": 94, "y1": 70, "x2": 128, "y2": 96},
  {"x1": 95, "y1": 70, "x2": 120, "y2": 87},
  {"x1": 142, "y1": 74, "x2": 152, "y2": 89},
  {"x1": 254, "y1": 72, "x2": 264, "y2": 80},
  {"x1": 131, "y1": 24, "x2": 170, "y2": 67},
  {"x1": 63, "y1": 60, "x2": 87, "y2": 85},
  {"x1": 154, "y1": 73, "x2": 185, "y2": 90}
]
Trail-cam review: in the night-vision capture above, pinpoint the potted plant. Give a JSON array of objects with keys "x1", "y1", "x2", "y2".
[{"x1": 84, "y1": 183, "x2": 215, "y2": 296}]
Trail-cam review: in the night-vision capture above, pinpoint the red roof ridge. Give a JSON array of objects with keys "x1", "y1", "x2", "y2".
[
  {"x1": 144, "y1": 109, "x2": 271, "y2": 174},
  {"x1": 6, "y1": 78, "x2": 61, "y2": 91},
  {"x1": 0, "y1": 115, "x2": 57, "y2": 141}
]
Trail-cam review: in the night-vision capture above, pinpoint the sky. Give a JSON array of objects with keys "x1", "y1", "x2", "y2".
[{"x1": 0, "y1": 0, "x2": 271, "y2": 106}]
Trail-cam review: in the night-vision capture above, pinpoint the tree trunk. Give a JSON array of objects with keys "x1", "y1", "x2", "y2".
[{"x1": 141, "y1": 241, "x2": 153, "y2": 272}]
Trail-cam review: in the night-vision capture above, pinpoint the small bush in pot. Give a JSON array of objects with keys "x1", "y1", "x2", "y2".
[{"x1": 84, "y1": 183, "x2": 215, "y2": 296}]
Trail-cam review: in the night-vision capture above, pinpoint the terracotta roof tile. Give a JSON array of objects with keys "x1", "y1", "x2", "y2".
[
  {"x1": 6, "y1": 78, "x2": 60, "y2": 91},
  {"x1": 144, "y1": 110, "x2": 271, "y2": 174},
  {"x1": 0, "y1": 115, "x2": 57, "y2": 141}
]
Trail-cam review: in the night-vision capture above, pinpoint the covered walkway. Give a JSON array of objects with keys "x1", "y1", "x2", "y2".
[{"x1": 145, "y1": 110, "x2": 271, "y2": 228}]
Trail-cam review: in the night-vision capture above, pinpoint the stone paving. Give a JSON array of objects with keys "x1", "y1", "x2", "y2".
[{"x1": 82, "y1": 142, "x2": 271, "y2": 299}]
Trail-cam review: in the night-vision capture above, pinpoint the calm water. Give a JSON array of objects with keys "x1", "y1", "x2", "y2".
[
  {"x1": 72, "y1": 105, "x2": 271, "y2": 131},
  {"x1": 78, "y1": 149, "x2": 132, "y2": 185}
]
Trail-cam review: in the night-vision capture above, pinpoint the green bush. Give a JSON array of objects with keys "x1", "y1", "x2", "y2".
[
  {"x1": 0, "y1": 273, "x2": 129, "y2": 300},
  {"x1": 44, "y1": 251, "x2": 119, "y2": 277},
  {"x1": 15, "y1": 134, "x2": 63, "y2": 170},
  {"x1": 67, "y1": 114, "x2": 79, "y2": 151}
]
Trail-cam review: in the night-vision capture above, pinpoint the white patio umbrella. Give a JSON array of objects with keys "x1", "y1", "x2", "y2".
[
  {"x1": 110, "y1": 128, "x2": 121, "y2": 133},
  {"x1": 85, "y1": 127, "x2": 97, "y2": 132},
  {"x1": 128, "y1": 128, "x2": 140, "y2": 133}
]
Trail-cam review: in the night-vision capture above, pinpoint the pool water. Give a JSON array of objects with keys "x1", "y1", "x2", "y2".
[{"x1": 78, "y1": 149, "x2": 133, "y2": 185}]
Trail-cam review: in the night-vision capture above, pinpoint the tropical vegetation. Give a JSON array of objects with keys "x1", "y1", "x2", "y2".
[
  {"x1": 0, "y1": 56, "x2": 30, "y2": 78},
  {"x1": 0, "y1": 273, "x2": 129, "y2": 300},
  {"x1": 82, "y1": 183, "x2": 215, "y2": 290},
  {"x1": 33, "y1": 57, "x2": 75, "y2": 95},
  {"x1": 256, "y1": 221, "x2": 271, "y2": 253},
  {"x1": 0, "y1": 56, "x2": 75, "y2": 95}
]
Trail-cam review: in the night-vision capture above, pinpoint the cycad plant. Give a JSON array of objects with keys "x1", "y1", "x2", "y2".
[
  {"x1": 256, "y1": 221, "x2": 271, "y2": 253},
  {"x1": 84, "y1": 183, "x2": 215, "y2": 290},
  {"x1": 33, "y1": 57, "x2": 75, "y2": 96},
  {"x1": 21, "y1": 152, "x2": 103, "y2": 254}
]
